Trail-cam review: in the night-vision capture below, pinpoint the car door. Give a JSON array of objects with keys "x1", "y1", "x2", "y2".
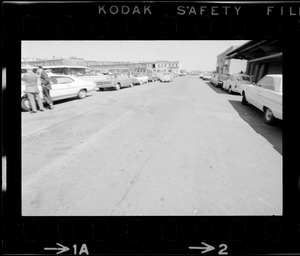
[
  {"x1": 49, "y1": 76, "x2": 76, "y2": 100},
  {"x1": 247, "y1": 77, "x2": 269, "y2": 109},
  {"x1": 115, "y1": 74, "x2": 124, "y2": 87},
  {"x1": 258, "y1": 76, "x2": 282, "y2": 115},
  {"x1": 122, "y1": 74, "x2": 131, "y2": 86}
]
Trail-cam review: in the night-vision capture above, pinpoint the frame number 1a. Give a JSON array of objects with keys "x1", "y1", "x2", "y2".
[{"x1": 73, "y1": 244, "x2": 89, "y2": 255}]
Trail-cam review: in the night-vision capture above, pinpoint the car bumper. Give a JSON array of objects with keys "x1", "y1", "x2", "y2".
[
  {"x1": 95, "y1": 81, "x2": 114, "y2": 88},
  {"x1": 232, "y1": 86, "x2": 241, "y2": 94}
]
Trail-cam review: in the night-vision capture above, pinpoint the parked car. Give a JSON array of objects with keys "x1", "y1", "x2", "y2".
[
  {"x1": 95, "y1": 73, "x2": 134, "y2": 90},
  {"x1": 241, "y1": 74, "x2": 282, "y2": 125},
  {"x1": 218, "y1": 74, "x2": 230, "y2": 88},
  {"x1": 133, "y1": 73, "x2": 149, "y2": 85},
  {"x1": 128, "y1": 74, "x2": 141, "y2": 85},
  {"x1": 21, "y1": 74, "x2": 96, "y2": 111},
  {"x1": 159, "y1": 73, "x2": 173, "y2": 82},
  {"x1": 210, "y1": 73, "x2": 223, "y2": 87},
  {"x1": 146, "y1": 73, "x2": 159, "y2": 82},
  {"x1": 201, "y1": 73, "x2": 212, "y2": 80},
  {"x1": 223, "y1": 73, "x2": 252, "y2": 94}
]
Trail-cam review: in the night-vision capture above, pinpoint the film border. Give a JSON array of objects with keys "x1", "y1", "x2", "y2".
[{"x1": 2, "y1": 1, "x2": 300, "y2": 255}]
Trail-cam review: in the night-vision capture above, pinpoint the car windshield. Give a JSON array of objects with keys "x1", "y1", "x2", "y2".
[
  {"x1": 50, "y1": 76, "x2": 74, "y2": 84},
  {"x1": 237, "y1": 75, "x2": 251, "y2": 83},
  {"x1": 107, "y1": 74, "x2": 117, "y2": 79}
]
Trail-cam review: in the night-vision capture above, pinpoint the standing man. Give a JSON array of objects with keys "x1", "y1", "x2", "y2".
[
  {"x1": 38, "y1": 66, "x2": 54, "y2": 109},
  {"x1": 22, "y1": 66, "x2": 45, "y2": 113}
]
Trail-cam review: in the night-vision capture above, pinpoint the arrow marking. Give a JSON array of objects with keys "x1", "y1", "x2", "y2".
[
  {"x1": 189, "y1": 242, "x2": 215, "y2": 254},
  {"x1": 44, "y1": 243, "x2": 69, "y2": 255}
]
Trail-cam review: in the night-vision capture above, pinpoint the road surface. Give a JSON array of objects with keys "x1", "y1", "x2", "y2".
[{"x1": 22, "y1": 76, "x2": 282, "y2": 216}]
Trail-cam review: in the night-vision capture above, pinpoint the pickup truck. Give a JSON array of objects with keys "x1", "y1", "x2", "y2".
[{"x1": 241, "y1": 74, "x2": 282, "y2": 125}]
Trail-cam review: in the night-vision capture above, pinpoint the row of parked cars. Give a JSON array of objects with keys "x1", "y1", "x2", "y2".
[
  {"x1": 201, "y1": 72, "x2": 282, "y2": 125},
  {"x1": 21, "y1": 71, "x2": 175, "y2": 111},
  {"x1": 95, "y1": 72, "x2": 174, "y2": 90}
]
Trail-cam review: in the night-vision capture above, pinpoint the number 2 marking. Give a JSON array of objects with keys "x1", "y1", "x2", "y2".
[{"x1": 218, "y1": 244, "x2": 228, "y2": 255}]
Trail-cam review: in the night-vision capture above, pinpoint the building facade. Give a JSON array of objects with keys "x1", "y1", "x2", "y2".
[
  {"x1": 152, "y1": 61, "x2": 180, "y2": 73},
  {"x1": 216, "y1": 45, "x2": 248, "y2": 76},
  {"x1": 216, "y1": 46, "x2": 238, "y2": 74},
  {"x1": 22, "y1": 58, "x2": 180, "y2": 74},
  {"x1": 21, "y1": 57, "x2": 86, "y2": 67}
]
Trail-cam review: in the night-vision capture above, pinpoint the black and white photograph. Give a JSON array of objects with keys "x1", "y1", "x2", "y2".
[{"x1": 21, "y1": 40, "x2": 282, "y2": 216}]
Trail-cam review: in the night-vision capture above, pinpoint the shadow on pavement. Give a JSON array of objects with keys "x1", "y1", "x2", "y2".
[
  {"x1": 52, "y1": 94, "x2": 93, "y2": 105},
  {"x1": 96, "y1": 87, "x2": 135, "y2": 92},
  {"x1": 228, "y1": 99, "x2": 282, "y2": 155}
]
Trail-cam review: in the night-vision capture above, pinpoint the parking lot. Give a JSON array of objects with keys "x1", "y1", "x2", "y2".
[{"x1": 22, "y1": 75, "x2": 282, "y2": 216}]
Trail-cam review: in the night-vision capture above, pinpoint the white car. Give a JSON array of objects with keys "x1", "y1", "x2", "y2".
[
  {"x1": 210, "y1": 73, "x2": 223, "y2": 87},
  {"x1": 241, "y1": 74, "x2": 282, "y2": 125},
  {"x1": 223, "y1": 73, "x2": 252, "y2": 94},
  {"x1": 21, "y1": 74, "x2": 96, "y2": 111},
  {"x1": 160, "y1": 74, "x2": 173, "y2": 82},
  {"x1": 133, "y1": 74, "x2": 149, "y2": 85}
]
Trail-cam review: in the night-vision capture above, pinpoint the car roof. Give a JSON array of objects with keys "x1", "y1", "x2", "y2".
[
  {"x1": 49, "y1": 74, "x2": 71, "y2": 78},
  {"x1": 231, "y1": 73, "x2": 251, "y2": 76},
  {"x1": 265, "y1": 74, "x2": 282, "y2": 78}
]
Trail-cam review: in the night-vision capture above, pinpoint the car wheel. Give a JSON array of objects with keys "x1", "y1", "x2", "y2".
[
  {"x1": 228, "y1": 86, "x2": 232, "y2": 94},
  {"x1": 78, "y1": 89, "x2": 87, "y2": 99},
  {"x1": 241, "y1": 92, "x2": 248, "y2": 105},
  {"x1": 98, "y1": 88, "x2": 104, "y2": 91},
  {"x1": 264, "y1": 107, "x2": 276, "y2": 125},
  {"x1": 115, "y1": 83, "x2": 121, "y2": 90},
  {"x1": 21, "y1": 97, "x2": 31, "y2": 111}
]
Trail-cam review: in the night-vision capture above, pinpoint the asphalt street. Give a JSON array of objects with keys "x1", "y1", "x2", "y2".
[{"x1": 22, "y1": 76, "x2": 282, "y2": 216}]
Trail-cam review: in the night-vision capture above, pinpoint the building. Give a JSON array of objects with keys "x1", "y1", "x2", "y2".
[
  {"x1": 153, "y1": 61, "x2": 180, "y2": 73},
  {"x1": 216, "y1": 46, "x2": 237, "y2": 73},
  {"x1": 21, "y1": 57, "x2": 86, "y2": 67},
  {"x1": 21, "y1": 58, "x2": 181, "y2": 74},
  {"x1": 216, "y1": 46, "x2": 247, "y2": 75},
  {"x1": 226, "y1": 40, "x2": 282, "y2": 83}
]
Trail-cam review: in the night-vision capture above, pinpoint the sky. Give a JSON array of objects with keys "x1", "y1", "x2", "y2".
[{"x1": 22, "y1": 40, "x2": 249, "y2": 71}]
